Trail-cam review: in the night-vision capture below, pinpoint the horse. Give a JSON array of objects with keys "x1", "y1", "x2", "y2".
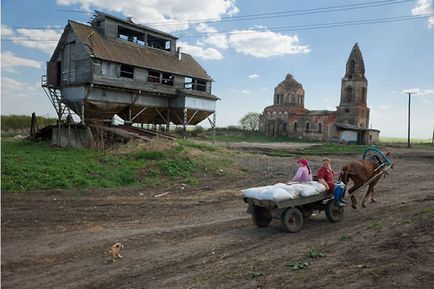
[{"x1": 339, "y1": 152, "x2": 392, "y2": 209}]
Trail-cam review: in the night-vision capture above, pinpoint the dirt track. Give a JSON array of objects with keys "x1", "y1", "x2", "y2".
[{"x1": 2, "y1": 147, "x2": 434, "y2": 289}]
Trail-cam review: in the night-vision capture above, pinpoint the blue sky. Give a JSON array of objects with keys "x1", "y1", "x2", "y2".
[{"x1": 1, "y1": 0, "x2": 433, "y2": 138}]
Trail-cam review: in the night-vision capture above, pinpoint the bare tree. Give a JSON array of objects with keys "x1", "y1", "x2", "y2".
[{"x1": 240, "y1": 112, "x2": 260, "y2": 131}]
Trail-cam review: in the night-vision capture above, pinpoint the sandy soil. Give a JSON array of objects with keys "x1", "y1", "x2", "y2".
[{"x1": 2, "y1": 147, "x2": 434, "y2": 289}]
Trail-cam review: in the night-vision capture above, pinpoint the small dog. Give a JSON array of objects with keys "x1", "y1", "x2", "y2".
[{"x1": 106, "y1": 242, "x2": 124, "y2": 262}]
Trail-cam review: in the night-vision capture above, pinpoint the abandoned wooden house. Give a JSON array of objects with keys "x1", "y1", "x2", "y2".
[
  {"x1": 259, "y1": 43, "x2": 380, "y2": 144},
  {"x1": 42, "y1": 11, "x2": 217, "y2": 133}
]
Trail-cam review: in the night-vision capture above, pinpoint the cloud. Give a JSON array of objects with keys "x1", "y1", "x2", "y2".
[
  {"x1": 1, "y1": 76, "x2": 52, "y2": 116},
  {"x1": 230, "y1": 89, "x2": 251, "y2": 94},
  {"x1": 203, "y1": 34, "x2": 228, "y2": 49},
  {"x1": 401, "y1": 88, "x2": 434, "y2": 95},
  {"x1": 248, "y1": 74, "x2": 260, "y2": 79},
  {"x1": 411, "y1": 0, "x2": 434, "y2": 28},
  {"x1": 228, "y1": 30, "x2": 310, "y2": 58},
  {"x1": 1, "y1": 51, "x2": 42, "y2": 72},
  {"x1": 178, "y1": 41, "x2": 223, "y2": 60},
  {"x1": 1, "y1": 24, "x2": 14, "y2": 37},
  {"x1": 1, "y1": 25, "x2": 62, "y2": 54},
  {"x1": 56, "y1": 0, "x2": 239, "y2": 32}
]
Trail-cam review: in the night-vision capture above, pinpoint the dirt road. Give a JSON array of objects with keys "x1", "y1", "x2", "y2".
[{"x1": 2, "y1": 148, "x2": 434, "y2": 289}]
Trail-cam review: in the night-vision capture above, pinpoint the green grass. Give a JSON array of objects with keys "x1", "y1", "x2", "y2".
[
  {"x1": 1, "y1": 140, "x2": 144, "y2": 192},
  {"x1": 210, "y1": 133, "x2": 319, "y2": 143},
  {"x1": 1, "y1": 139, "x2": 233, "y2": 193},
  {"x1": 380, "y1": 136, "x2": 432, "y2": 144},
  {"x1": 269, "y1": 144, "x2": 370, "y2": 157}
]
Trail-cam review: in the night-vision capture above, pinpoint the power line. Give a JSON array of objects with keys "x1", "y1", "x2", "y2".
[
  {"x1": 1, "y1": 12, "x2": 432, "y2": 42},
  {"x1": 178, "y1": 13, "x2": 434, "y2": 38},
  {"x1": 5, "y1": 0, "x2": 417, "y2": 31},
  {"x1": 150, "y1": 0, "x2": 417, "y2": 27},
  {"x1": 53, "y1": 0, "x2": 416, "y2": 27}
]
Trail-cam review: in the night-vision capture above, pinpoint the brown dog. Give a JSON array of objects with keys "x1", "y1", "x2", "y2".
[{"x1": 106, "y1": 242, "x2": 123, "y2": 262}]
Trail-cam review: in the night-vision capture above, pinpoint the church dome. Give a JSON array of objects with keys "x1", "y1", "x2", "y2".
[{"x1": 273, "y1": 74, "x2": 305, "y2": 107}]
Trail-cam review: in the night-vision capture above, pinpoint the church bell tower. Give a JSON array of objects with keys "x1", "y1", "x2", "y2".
[{"x1": 336, "y1": 43, "x2": 369, "y2": 128}]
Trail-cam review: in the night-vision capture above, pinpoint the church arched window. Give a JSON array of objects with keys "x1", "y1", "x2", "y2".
[
  {"x1": 305, "y1": 121, "x2": 310, "y2": 132},
  {"x1": 318, "y1": 122, "x2": 323, "y2": 133},
  {"x1": 346, "y1": 86, "x2": 353, "y2": 102},
  {"x1": 361, "y1": 87, "x2": 366, "y2": 103},
  {"x1": 293, "y1": 122, "x2": 298, "y2": 132}
]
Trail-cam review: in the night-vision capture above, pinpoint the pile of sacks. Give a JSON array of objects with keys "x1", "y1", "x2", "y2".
[{"x1": 242, "y1": 181, "x2": 327, "y2": 202}]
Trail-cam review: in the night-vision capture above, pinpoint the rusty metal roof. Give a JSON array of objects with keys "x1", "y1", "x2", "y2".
[{"x1": 69, "y1": 21, "x2": 212, "y2": 80}]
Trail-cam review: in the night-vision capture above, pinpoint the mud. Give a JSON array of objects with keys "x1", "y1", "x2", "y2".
[{"x1": 2, "y1": 147, "x2": 434, "y2": 289}]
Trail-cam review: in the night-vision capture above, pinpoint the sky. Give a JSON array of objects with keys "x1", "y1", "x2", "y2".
[{"x1": 1, "y1": 0, "x2": 433, "y2": 138}]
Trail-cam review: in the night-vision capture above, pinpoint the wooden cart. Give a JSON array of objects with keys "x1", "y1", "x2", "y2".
[{"x1": 243, "y1": 191, "x2": 344, "y2": 233}]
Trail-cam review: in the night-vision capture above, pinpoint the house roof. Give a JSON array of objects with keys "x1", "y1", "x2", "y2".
[
  {"x1": 92, "y1": 10, "x2": 177, "y2": 40},
  {"x1": 335, "y1": 122, "x2": 380, "y2": 132},
  {"x1": 68, "y1": 21, "x2": 212, "y2": 80}
]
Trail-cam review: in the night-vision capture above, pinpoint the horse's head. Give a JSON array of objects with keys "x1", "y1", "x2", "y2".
[{"x1": 385, "y1": 152, "x2": 395, "y2": 169}]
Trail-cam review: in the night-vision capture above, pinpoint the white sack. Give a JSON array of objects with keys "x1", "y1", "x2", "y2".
[{"x1": 243, "y1": 181, "x2": 327, "y2": 201}]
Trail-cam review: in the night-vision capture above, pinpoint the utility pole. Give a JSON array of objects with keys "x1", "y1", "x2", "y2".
[{"x1": 406, "y1": 91, "x2": 415, "y2": 148}]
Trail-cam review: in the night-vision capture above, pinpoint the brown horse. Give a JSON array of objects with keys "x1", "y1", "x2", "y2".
[{"x1": 339, "y1": 153, "x2": 391, "y2": 209}]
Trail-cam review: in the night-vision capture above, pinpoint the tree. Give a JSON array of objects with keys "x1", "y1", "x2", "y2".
[{"x1": 240, "y1": 112, "x2": 260, "y2": 131}]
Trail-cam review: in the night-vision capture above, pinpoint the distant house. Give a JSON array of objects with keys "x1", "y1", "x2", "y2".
[
  {"x1": 43, "y1": 11, "x2": 217, "y2": 129},
  {"x1": 259, "y1": 43, "x2": 380, "y2": 145}
]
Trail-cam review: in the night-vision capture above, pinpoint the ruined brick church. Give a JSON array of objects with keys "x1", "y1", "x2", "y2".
[{"x1": 259, "y1": 43, "x2": 379, "y2": 144}]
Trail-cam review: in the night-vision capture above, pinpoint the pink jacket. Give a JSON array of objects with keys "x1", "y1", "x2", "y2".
[{"x1": 292, "y1": 166, "x2": 312, "y2": 182}]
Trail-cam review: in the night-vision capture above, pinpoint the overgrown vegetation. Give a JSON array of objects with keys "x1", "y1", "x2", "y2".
[
  {"x1": 1, "y1": 115, "x2": 56, "y2": 132},
  {"x1": 1, "y1": 139, "x2": 235, "y2": 193}
]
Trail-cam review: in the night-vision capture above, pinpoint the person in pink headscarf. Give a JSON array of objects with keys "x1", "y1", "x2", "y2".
[{"x1": 290, "y1": 158, "x2": 312, "y2": 183}]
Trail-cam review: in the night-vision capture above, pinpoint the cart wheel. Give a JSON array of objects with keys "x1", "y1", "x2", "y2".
[
  {"x1": 325, "y1": 200, "x2": 344, "y2": 223},
  {"x1": 302, "y1": 208, "x2": 314, "y2": 218},
  {"x1": 252, "y1": 206, "x2": 272, "y2": 228},
  {"x1": 281, "y1": 207, "x2": 303, "y2": 233}
]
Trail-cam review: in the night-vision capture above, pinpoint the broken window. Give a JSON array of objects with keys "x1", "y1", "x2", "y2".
[
  {"x1": 184, "y1": 77, "x2": 207, "y2": 92},
  {"x1": 161, "y1": 72, "x2": 174, "y2": 86},
  {"x1": 120, "y1": 64, "x2": 134, "y2": 78},
  {"x1": 148, "y1": 70, "x2": 161, "y2": 83},
  {"x1": 147, "y1": 34, "x2": 171, "y2": 51},
  {"x1": 118, "y1": 26, "x2": 145, "y2": 46},
  {"x1": 293, "y1": 122, "x2": 298, "y2": 132},
  {"x1": 184, "y1": 77, "x2": 193, "y2": 89},
  {"x1": 318, "y1": 122, "x2": 323, "y2": 133},
  {"x1": 194, "y1": 79, "x2": 207, "y2": 92}
]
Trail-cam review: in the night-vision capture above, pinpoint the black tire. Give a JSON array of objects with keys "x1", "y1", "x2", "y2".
[
  {"x1": 281, "y1": 207, "x2": 304, "y2": 233},
  {"x1": 325, "y1": 200, "x2": 344, "y2": 223},
  {"x1": 252, "y1": 206, "x2": 272, "y2": 228},
  {"x1": 302, "y1": 208, "x2": 314, "y2": 218}
]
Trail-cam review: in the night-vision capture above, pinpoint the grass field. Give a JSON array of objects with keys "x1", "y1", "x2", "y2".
[
  {"x1": 1, "y1": 139, "x2": 233, "y2": 193},
  {"x1": 379, "y1": 136, "x2": 432, "y2": 144},
  {"x1": 208, "y1": 134, "x2": 320, "y2": 143}
]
